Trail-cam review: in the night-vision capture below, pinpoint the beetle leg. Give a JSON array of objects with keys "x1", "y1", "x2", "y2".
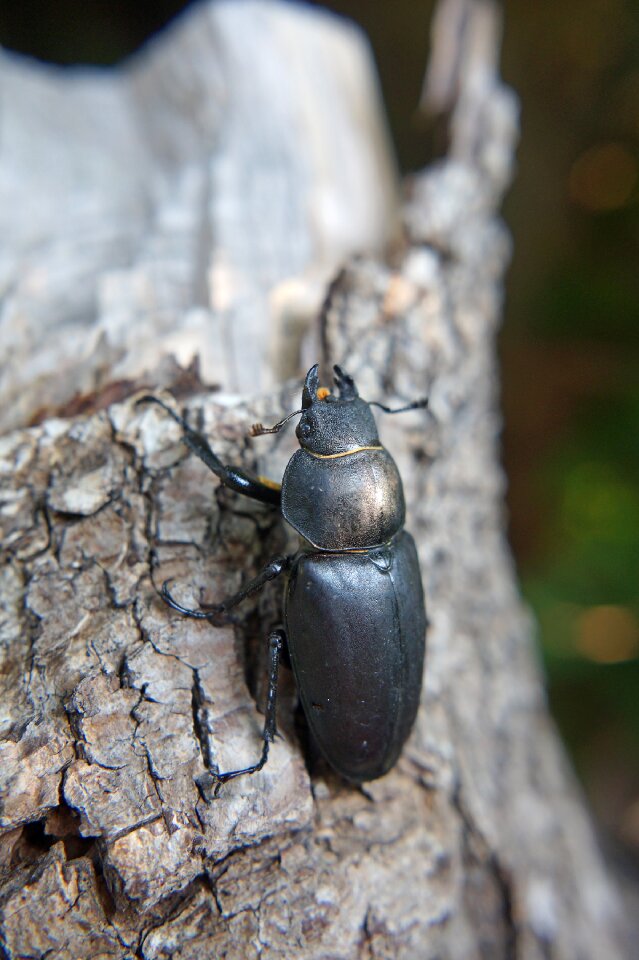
[
  {"x1": 160, "y1": 554, "x2": 291, "y2": 622},
  {"x1": 196, "y1": 629, "x2": 284, "y2": 800},
  {"x1": 369, "y1": 397, "x2": 429, "y2": 414},
  {"x1": 137, "y1": 395, "x2": 281, "y2": 505},
  {"x1": 160, "y1": 580, "x2": 224, "y2": 621},
  {"x1": 203, "y1": 554, "x2": 291, "y2": 614}
]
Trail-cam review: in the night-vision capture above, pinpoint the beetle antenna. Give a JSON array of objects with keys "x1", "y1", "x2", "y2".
[
  {"x1": 369, "y1": 398, "x2": 429, "y2": 415},
  {"x1": 249, "y1": 409, "x2": 303, "y2": 437}
]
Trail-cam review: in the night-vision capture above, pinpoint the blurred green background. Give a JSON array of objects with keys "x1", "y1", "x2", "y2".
[{"x1": 2, "y1": 0, "x2": 637, "y2": 872}]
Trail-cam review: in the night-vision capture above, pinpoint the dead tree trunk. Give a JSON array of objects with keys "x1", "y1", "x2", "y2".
[{"x1": 0, "y1": 1, "x2": 627, "y2": 957}]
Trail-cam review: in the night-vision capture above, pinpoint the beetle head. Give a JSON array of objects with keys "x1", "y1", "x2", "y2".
[{"x1": 296, "y1": 364, "x2": 380, "y2": 455}]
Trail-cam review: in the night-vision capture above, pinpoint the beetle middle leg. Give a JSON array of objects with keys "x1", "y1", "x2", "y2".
[
  {"x1": 160, "y1": 556, "x2": 291, "y2": 796},
  {"x1": 196, "y1": 628, "x2": 285, "y2": 800},
  {"x1": 160, "y1": 554, "x2": 291, "y2": 621}
]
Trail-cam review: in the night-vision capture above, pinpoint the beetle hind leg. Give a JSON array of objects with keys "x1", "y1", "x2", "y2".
[{"x1": 196, "y1": 629, "x2": 284, "y2": 800}]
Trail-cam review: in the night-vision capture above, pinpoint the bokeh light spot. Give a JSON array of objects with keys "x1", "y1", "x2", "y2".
[
  {"x1": 568, "y1": 142, "x2": 637, "y2": 211},
  {"x1": 575, "y1": 605, "x2": 639, "y2": 663}
]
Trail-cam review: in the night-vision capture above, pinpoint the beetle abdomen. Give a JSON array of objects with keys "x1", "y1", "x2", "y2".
[
  {"x1": 285, "y1": 531, "x2": 426, "y2": 782},
  {"x1": 281, "y1": 447, "x2": 405, "y2": 550}
]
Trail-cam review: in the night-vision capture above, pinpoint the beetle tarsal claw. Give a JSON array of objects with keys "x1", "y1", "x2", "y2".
[{"x1": 195, "y1": 770, "x2": 221, "y2": 803}]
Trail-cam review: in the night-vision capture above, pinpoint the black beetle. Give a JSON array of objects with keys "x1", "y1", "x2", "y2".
[{"x1": 139, "y1": 364, "x2": 427, "y2": 794}]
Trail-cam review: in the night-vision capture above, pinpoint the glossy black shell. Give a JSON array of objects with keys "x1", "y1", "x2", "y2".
[
  {"x1": 284, "y1": 531, "x2": 426, "y2": 782},
  {"x1": 281, "y1": 447, "x2": 405, "y2": 550}
]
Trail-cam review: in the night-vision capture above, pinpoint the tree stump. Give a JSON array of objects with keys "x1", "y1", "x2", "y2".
[{"x1": 0, "y1": 1, "x2": 627, "y2": 957}]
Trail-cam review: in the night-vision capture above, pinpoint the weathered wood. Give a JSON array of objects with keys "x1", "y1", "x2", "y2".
[
  {"x1": 0, "y1": 0, "x2": 397, "y2": 433},
  {"x1": 0, "y1": 1, "x2": 627, "y2": 957}
]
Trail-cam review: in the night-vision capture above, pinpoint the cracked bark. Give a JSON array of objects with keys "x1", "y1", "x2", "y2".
[{"x1": 0, "y1": 1, "x2": 628, "y2": 957}]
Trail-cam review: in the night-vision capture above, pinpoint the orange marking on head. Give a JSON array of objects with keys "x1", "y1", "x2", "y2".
[{"x1": 316, "y1": 387, "x2": 330, "y2": 400}]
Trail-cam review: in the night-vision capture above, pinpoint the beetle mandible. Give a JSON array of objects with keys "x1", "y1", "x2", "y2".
[{"x1": 140, "y1": 363, "x2": 427, "y2": 795}]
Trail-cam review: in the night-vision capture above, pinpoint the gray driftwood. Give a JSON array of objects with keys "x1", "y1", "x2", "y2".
[{"x1": 0, "y1": 1, "x2": 627, "y2": 957}]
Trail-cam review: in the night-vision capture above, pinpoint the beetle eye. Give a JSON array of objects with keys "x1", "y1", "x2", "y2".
[{"x1": 299, "y1": 422, "x2": 312, "y2": 439}]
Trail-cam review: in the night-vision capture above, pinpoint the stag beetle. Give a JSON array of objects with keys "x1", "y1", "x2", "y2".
[{"x1": 139, "y1": 364, "x2": 427, "y2": 794}]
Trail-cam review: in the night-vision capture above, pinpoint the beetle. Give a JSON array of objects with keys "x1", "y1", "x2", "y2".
[{"x1": 139, "y1": 363, "x2": 427, "y2": 795}]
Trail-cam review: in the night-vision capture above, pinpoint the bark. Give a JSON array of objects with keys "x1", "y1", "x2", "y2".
[{"x1": 0, "y1": 1, "x2": 628, "y2": 958}]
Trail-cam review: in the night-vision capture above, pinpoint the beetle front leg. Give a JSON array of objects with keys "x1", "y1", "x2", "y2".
[
  {"x1": 137, "y1": 395, "x2": 282, "y2": 506},
  {"x1": 160, "y1": 554, "x2": 291, "y2": 622},
  {"x1": 196, "y1": 628, "x2": 285, "y2": 800}
]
